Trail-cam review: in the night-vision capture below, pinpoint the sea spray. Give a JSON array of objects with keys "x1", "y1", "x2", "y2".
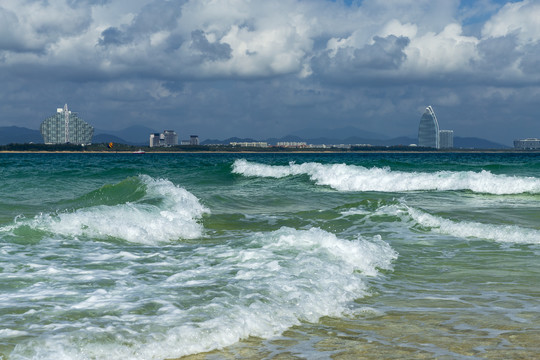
[{"x1": 232, "y1": 159, "x2": 540, "y2": 194}]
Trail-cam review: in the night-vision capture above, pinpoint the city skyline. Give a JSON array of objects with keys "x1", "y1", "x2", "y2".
[{"x1": 0, "y1": 0, "x2": 539, "y2": 146}]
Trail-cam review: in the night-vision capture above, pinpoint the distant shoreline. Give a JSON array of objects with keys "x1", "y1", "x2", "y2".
[{"x1": 0, "y1": 149, "x2": 538, "y2": 154}]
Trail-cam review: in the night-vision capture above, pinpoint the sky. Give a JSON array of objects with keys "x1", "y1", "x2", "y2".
[{"x1": 0, "y1": 0, "x2": 539, "y2": 144}]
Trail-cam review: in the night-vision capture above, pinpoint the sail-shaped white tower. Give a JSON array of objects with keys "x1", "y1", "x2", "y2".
[{"x1": 418, "y1": 106, "x2": 440, "y2": 149}]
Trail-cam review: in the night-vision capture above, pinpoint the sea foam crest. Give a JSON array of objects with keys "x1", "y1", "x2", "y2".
[
  {"x1": 14, "y1": 175, "x2": 209, "y2": 244},
  {"x1": 405, "y1": 206, "x2": 540, "y2": 245},
  {"x1": 350, "y1": 203, "x2": 540, "y2": 245},
  {"x1": 8, "y1": 228, "x2": 397, "y2": 360},
  {"x1": 232, "y1": 159, "x2": 540, "y2": 194}
]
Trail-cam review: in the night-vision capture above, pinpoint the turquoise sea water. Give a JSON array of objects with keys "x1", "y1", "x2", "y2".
[{"x1": 1, "y1": 153, "x2": 539, "y2": 359}]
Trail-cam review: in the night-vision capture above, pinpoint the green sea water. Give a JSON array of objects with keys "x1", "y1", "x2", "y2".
[{"x1": 1, "y1": 153, "x2": 539, "y2": 359}]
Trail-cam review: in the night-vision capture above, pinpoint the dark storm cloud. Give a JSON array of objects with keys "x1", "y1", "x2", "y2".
[
  {"x1": 519, "y1": 42, "x2": 540, "y2": 75},
  {"x1": 190, "y1": 30, "x2": 232, "y2": 61},
  {"x1": 0, "y1": 7, "x2": 23, "y2": 52},
  {"x1": 99, "y1": 1, "x2": 184, "y2": 47},
  {"x1": 310, "y1": 35, "x2": 410, "y2": 85},
  {"x1": 99, "y1": 27, "x2": 128, "y2": 46},
  {"x1": 130, "y1": 1, "x2": 184, "y2": 35},
  {"x1": 476, "y1": 34, "x2": 521, "y2": 71},
  {"x1": 354, "y1": 36, "x2": 410, "y2": 70}
]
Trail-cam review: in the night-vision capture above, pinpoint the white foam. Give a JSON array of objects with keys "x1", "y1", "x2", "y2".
[
  {"x1": 0, "y1": 329, "x2": 28, "y2": 338},
  {"x1": 10, "y1": 175, "x2": 209, "y2": 244},
  {"x1": 7, "y1": 227, "x2": 397, "y2": 360},
  {"x1": 338, "y1": 202, "x2": 540, "y2": 245},
  {"x1": 232, "y1": 159, "x2": 540, "y2": 194},
  {"x1": 406, "y1": 206, "x2": 540, "y2": 245}
]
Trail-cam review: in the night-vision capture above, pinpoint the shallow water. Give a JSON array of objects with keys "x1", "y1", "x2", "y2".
[{"x1": 1, "y1": 153, "x2": 539, "y2": 359}]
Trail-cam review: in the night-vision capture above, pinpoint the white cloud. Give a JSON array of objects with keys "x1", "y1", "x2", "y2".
[
  {"x1": 404, "y1": 23, "x2": 479, "y2": 73},
  {"x1": 482, "y1": 0, "x2": 540, "y2": 44},
  {"x1": 0, "y1": 0, "x2": 92, "y2": 53},
  {"x1": 378, "y1": 20, "x2": 418, "y2": 40},
  {"x1": 0, "y1": 0, "x2": 538, "y2": 85}
]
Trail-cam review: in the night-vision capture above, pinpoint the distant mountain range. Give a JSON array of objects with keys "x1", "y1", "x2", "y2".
[
  {"x1": 0, "y1": 125, "x2": 510, "y2": 149},
  {"x1": 0, "y1": 126, "x2": 43, "y2": 145},
  {"x1": 94, "y1": 125, "x2": 157, "y2": 145}
]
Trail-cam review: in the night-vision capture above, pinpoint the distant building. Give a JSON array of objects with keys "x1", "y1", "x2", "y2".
[
  {"x1": 190, "y1": 135, "x2": 199, "y2": 145},
  {"x1": 40, "y1": 104, "x2": 93, "y2": 145},
  {"x1": 277, "y1": 142, "x2": 307, "y2": 148},
  {"x1": 514, "y1": 138, "x2": 540, "y2": 150},
  {"x1": 150, "y1": 130, "x2": 178, "y2": 147},
  {"x1": 418, "y1": 106, "x2": 440, "y2": 149},
  {"x1": 439, "y1": 130, "x2": 454, "y2": 149},
  {"x1": 149, "y1": 133, "x2": 161, "y2": 147},
  {"x1": 230, "y1": 142, "x2": 268, "y2": 148},
  {"x1": 163, "y1": 130, "x2": 178, "y2": 146}
]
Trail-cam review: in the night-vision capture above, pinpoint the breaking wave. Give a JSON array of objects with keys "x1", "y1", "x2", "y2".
[
  {"x1": 4, "y1": 175, "x2": 209, "y2": 244},
  {"x1": 406, "y1": 207, "x2": 540, "y2": 245},
  {"x1": 232, "y1": 159, "x2": 540, "y2": 194},
  {"x1": 7, "y1": 227, "x2": 397, "y2": 360},
  {"x1": 343, "y1": 203, "x2": 540, "y2": 245}
]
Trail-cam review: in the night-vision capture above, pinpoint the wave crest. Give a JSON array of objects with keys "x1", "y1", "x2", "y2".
[
  {"x1": 343, "y1": 203, "x2": 540, "y2": 245},
  {"x1": 5, "y1": 175, "x2": 209, "y2": 244},
  {"x1": 232, "y1": 159, "x2": 540, "y2": 194}
]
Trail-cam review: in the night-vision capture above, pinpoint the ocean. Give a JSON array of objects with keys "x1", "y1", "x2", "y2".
[{"x1": 1, "y1": 152, "x2": 539, "y2": 360}]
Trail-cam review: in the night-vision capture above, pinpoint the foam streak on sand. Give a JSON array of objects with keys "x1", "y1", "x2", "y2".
[{"x1": 232, "y1": 159, "x2": 540, "y2": 194}]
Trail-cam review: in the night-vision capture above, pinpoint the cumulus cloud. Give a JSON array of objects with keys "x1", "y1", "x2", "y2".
[
  {"x1": 482, "y1": 0, "x2": 540, "y2": 44},
  {"x1": 1, "y1": 0, "x2": 537, "y2": 82},
  {"x1": 0, "y1": 0, "x2": 92, "y2": 54},
  {"x1": 404, "y1": 23, "x2": 479, "y2": 74},
  {"x1": 0, "y1": 0, "x2": 539, "y2": 144}
]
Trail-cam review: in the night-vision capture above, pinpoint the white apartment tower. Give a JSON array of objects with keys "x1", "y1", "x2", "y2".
[{"x1": 439, "y1": 130, "x2": 454, "y2": 149}]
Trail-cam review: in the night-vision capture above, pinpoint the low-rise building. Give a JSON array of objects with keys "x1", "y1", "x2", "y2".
[
  {"x1": 163, "y1": 130, "x2": 178, "y2": 146},
  {"x1": 514, "y1": 138, "x2": 540, "y2": 149},
  {"x1": 276, "y1": 142, "x2": 307, "y2": 148},
  {"x1": 150, "y1": 130, "x2": 178, "y2": 147},
  {"x1": 230, "y1": 142, "x2": 268, "y2": 148},
  {"x1": 149, "y1": 133, "x2": 162, "y2": 147}
]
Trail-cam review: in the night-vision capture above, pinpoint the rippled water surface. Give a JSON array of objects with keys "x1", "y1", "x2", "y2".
[{"x1": 1, "y1": 153, "x2": 539, "y2": 359}]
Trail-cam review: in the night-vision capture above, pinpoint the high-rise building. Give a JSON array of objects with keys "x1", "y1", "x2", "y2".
[
  {"x1": 418, "y1": 106, "x2": 440, "y2": 149},
  {"x1": 40, "y1": 104, "x2": 93, "y2": 145},
  {"x1": 439, "y1": 130, "x2": 454, "y2": 149},
  {"x1": 190, "y1": 135, "x2": 199, "y2": 145}
]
